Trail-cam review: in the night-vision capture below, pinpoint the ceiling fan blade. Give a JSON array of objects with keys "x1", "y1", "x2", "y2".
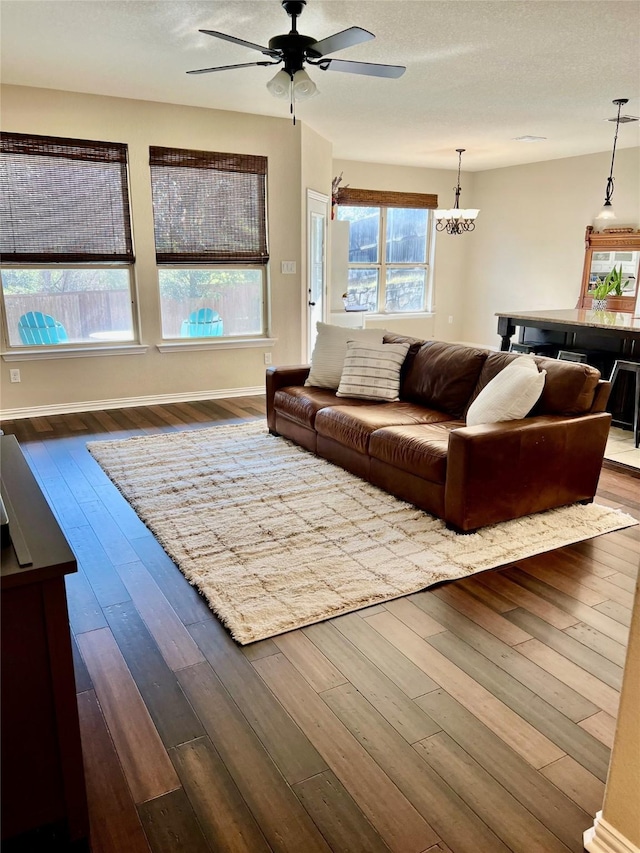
[
  {"x1": 320, "y1": 58, "x2": 406, "y2": 78},
  {"x1": 309, "y1": 26, "x2": 374, "y2": 57},
  {"x1": 187, "y1": 61, "x2": 279, "y2": 75},
  {"x1": 199, "y1": 29, "x2": 279, "y2": 57}
]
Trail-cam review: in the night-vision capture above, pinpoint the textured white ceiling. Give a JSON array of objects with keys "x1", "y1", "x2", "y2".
[{"x1": 1, "y1": 0, "x2": 639, "y2": 171}]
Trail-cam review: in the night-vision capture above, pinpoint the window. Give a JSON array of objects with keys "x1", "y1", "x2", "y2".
[
  {"x1": 0, "y1": 132, "x2": 136, "y2": 347},
  {"x1": 149, "y1": 146, "x2": 268, "y2": 340},
  {"x1": 335, "y1": 187, "x2": 437, "y2": 314}
]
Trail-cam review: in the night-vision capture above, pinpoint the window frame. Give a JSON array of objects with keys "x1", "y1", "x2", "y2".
[
  {"x1": 0, "y1": 263, "x2": 144, "y2": 358},
  {"x1": 0, "y1": 132, "x2": 140, "y2": 357},
  {"x1": 156, "y1": 263, "x2": 269, "y2": 344},
  {"x1": 338, "y1": 205, "x2": 436, "y2": 315},
  {"x1": 149, "y1": 145, "x2": 271, "y2": 344}
]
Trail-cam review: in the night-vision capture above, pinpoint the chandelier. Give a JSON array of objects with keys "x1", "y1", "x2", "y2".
[
  {"x1": 593, "y1": 98, "x2": 629, "y2": 230},
  {"x1": 435, "y1": 149, "x2": 479, "y2": 235}
]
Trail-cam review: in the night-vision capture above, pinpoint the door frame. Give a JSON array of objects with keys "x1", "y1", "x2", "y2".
[{"x1": 305, "y1": 189, "x2": 330, "y2": 361}]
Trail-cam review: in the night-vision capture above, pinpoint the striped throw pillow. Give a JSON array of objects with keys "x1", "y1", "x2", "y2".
[{"x1": 336, "y1": 340, "x2": 411, "y2": 401}]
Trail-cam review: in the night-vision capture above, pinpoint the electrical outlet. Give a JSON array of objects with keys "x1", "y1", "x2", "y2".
[
  {"x1": 264, "y1": 352, "x2": 272, "y2": 365},
  {"x1": 9, "y1": 369, "x2": 21, "y2": 383},
  {"x1": 448, "y1": 315, "x2": 454, "y2": 324}
]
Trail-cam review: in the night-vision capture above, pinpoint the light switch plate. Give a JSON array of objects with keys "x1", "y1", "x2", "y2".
[{"x1": 281, "y1": 261, "x2": 296, "y2": 274}]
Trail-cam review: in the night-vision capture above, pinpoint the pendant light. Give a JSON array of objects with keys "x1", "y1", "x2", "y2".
[
  {"x1": 593, "y1": 98, "x2": 628, "y2": 230},
  {"x1": 434, "y1": 149, "x2": 479, "y2": 235}
]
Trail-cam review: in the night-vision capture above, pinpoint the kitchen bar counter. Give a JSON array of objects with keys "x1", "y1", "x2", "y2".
[{"x1": 496, "y1": 308, "x2": 640, "y2": 355}]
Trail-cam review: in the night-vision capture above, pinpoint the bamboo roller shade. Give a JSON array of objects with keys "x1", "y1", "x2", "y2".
[{"x1": 336, "y1": 187, "x2": 438, "y2": 209}]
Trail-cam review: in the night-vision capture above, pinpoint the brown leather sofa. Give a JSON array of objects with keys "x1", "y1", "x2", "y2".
[{"x1": 266, "y1": 336, "x2": 612, "y2": 532}]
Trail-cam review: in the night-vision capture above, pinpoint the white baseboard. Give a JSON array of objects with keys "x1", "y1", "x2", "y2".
[
  {"x1": 0, "y1": 386, "x2": 264, "y2": 421},
  {"x1": 584, "y1": 812, "x2": 640, "y2": 853}
]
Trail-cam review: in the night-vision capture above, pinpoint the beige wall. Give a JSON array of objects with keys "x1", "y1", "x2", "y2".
[
  {"x1": 0, "y1": 84, "x2": 314, "y2": 412},
  {"x1": 332, "y1": 158, "x2": 476, "y2": 343},
  {"x1": 2, "y1": 84, "x2": 639, "y2": 414},
  {"x1": 462, "y1": 147, "x2": 640, "y2": 348}
]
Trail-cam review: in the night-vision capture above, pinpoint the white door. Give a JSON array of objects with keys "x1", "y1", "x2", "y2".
[{"x1": 306, "y1": 189, "x2": 329, "y2": 360}]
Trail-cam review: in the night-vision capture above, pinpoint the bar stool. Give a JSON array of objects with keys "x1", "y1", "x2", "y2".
[
  {"x1": 509, "y1": 342, "x2": 554, "y2": 355},
  {"x1": 557, "y1": 350, "x2": 588, "y2": 363},
  {"x1": 609, "y1": 359, "x2": 640, "y2": 448}
]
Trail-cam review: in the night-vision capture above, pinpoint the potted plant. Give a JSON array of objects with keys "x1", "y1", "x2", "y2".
[{"x1": 589, "y1": 265, "x2": 624, "y2": 310}]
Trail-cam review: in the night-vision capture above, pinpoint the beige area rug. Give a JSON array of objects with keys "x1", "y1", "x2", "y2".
[{"x1": 88, "y1": 422, "x2": 636, "y2": 644}]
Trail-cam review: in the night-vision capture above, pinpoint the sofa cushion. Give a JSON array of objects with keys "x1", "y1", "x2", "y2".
[
  {"x1": 383, "y1": 333, "x2": 425, "y2": 385},
  {"x1": 369, "y1": 421, "x2": 464, "y2": 485},
  {"x1": 468, "y1": 351, "x2": 601, "y2": 416},
  {"x1": 315, "y1": 403, "x2": 451, "y2": 455},
  {"x1": 305, "y1": 322, "x2": 384, "y2": 390},
  {"x1": 337, "y1": 340, "x2": 410, "y2": 402},
  {"x1": 466, "y1": 356, "x2": 546, "y2": 426},
  {"x1": 274, "y1": 386, "x2": 380, "y2": 430},
  {"x1": 401, "y1": 341, "x2": 488, "y2": 418}
]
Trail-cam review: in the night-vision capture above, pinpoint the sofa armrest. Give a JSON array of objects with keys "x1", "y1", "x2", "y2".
[
  {"x1": 591, "y1": 379, "x2": 612, "y2": 413},
  {"x1": 266, "y1": 365, "x2": 310, "y2": 432},
  {"x1": 444, "y1": 412, "x2": 612, "y2": 532}
]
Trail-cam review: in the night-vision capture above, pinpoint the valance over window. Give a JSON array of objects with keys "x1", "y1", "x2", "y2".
[
  {"x1": 336, "y1": 187, "x2": 438, "y2": 210},
  {"x1": 149, "y1": 146, "x2": 269, "y2": 265},
  {"x1": 0, "y1": 132, "x2": 134, "y2": 263}
]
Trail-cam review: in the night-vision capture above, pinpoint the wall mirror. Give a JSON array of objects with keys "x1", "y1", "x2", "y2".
[{"x1": 577, "y1": 226, "x2": 640, "y2": 312}]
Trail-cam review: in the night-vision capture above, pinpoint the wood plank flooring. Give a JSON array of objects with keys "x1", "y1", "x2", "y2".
[{"x1": 2, "y1": 397, "x2": 638, "y2": 853}]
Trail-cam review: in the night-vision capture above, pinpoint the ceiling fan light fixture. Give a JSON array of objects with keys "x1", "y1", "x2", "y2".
[
  {"x1": 292, "y1": 68, "x2": 318, "y2": 100},
  {"x1": 188, "y1": 2, "x2": 405, "y2": 118},
  {"x1": 266, "y1": 69, "x2": 291, "y2": 98}
]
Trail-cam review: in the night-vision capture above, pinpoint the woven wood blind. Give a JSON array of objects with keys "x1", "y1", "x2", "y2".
[
  {"x1": 149, "y1": 146, "x2": 269, "y2": 264},
  {"x1": 336, "y1": 187, "x2": 438, "y2": 210},
  {"x1": 0, "y1": 132, "x2": 134, "y2": 263}
]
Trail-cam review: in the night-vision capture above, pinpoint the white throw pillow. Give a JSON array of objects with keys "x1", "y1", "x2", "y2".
[
  {"x1": 466, "y1": 356, "x2": 546, "y2": 426},
  {"x1": 337, "y1": 340, "x2": 411, "y2": 401},
  {"x1": 305, "y1": 322, "x2": 385, "y2": 390}
]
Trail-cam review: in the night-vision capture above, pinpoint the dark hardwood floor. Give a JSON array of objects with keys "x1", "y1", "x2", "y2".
[{"x1": 2, "y1": 397, "x2": 638, "y2": 853}]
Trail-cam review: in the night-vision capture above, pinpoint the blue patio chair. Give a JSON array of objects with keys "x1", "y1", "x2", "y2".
[
  {"x1": 18, "y1": 311, "x2": 69, "y2": 345},
  {"x1": 180, "y1": 308, "x2": 224, "y2": 337}
]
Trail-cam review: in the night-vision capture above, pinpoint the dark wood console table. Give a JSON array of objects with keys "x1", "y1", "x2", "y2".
[{"x1": 1, "y1": 434, "x2": 90, "y2": 851}]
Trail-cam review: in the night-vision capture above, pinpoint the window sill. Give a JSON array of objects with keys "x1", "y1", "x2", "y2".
[
  {"x1": 365, "y1": 312, "x2": 435, "y2": 321},
  {"x1": 157, "y1": 337, "x2": 277, "y2": 353},
  {"x1": 2, "y1": 344, "x2": 149, "y2": 362}
]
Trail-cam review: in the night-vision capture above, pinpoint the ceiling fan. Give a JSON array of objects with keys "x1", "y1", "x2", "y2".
[{"x1": 187, "y1": 0, "x2": 406, "y2": 108}]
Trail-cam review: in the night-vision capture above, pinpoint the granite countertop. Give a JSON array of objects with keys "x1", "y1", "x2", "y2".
[{"x1": 495, "y1": 308, "x2": 640, "y2": 332}]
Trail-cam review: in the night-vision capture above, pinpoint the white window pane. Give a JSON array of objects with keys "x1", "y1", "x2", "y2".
[
  {"x1": 337, "y1": 206, "x2": 380, "y2": 263},
  {"x1": 385, "y1": 268, "x2": 426, "y2": 312},
  {"x1": 346, "y1": 268, "x2": 378, "y2": 312},
  {"x1": 158, "y1": 268, "x2": 264, "y2": 338},
  {"x1": 1, "y1": 267, "x2": 134, "y2": 346},
  {"x1": 386, "y1": 208, "x2": 428, "y2": 264}
]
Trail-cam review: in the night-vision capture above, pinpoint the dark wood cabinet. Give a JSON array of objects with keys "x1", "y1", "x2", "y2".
[{"x1": 1, "y1": 434, "x2": 90, "y2": 851}]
